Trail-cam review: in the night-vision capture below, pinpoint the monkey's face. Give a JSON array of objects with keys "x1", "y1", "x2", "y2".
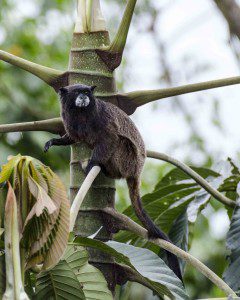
[{"x1": 58, "y1": 84, "x2": 97, "y2": 111}]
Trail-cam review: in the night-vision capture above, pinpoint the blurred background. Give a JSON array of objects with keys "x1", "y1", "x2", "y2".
[{"x1": 0, "y1": 0, "x2": 240, "y2": 298}]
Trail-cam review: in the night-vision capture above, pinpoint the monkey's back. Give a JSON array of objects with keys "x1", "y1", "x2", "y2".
[{"x1": 97, "y1": 99, "x2": 146, "y2": 179}]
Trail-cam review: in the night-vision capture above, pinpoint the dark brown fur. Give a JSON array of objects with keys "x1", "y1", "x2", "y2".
[{"x1": 44, "y1": 84, "x2": 182, "y2": 280}]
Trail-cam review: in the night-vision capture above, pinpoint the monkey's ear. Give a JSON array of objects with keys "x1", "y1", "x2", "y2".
[
  {"x1": 90, "y1": 85, "x2": 97, "y2": 93},
  {"x1": 58, "y1": 87, "x2": 68, "y2": 96}
]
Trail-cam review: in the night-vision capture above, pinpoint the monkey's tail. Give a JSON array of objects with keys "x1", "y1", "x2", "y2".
[{"x1": 127, "y1": 177, "x2": 183, "y2": 281}]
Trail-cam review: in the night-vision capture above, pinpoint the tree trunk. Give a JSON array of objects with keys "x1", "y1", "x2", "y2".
[{"x1": 68, "y1": 31, "x2": 118, "y2": 292}]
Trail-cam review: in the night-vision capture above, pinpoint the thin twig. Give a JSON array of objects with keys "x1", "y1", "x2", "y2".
[
  {"x1": 103, "y1": 207, "x2": 236, "y2": 297},
  {"x1": 147, "y1": 150, "x2": 236, "y2": 208}
]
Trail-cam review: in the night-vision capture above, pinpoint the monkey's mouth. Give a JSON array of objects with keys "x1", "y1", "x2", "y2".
[{"x1": 75, "y1": 94, "x2": 90, "y2": 107}]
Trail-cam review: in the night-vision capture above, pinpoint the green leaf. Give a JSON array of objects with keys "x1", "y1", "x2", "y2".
[
  {"x1": 0, "y1": 154, "x2": 21, "y2": 184},
  {"x1": 154, "y1": 166, "x2": 219, "y2": 191},
  {"x1": 36, "y1": 245, "x2": 112, "y2": 300},
  {"x1": 35, "y1": 260, "x2": 85, "y2": 300},
  {"x1": 75, "y1": 237, "x2": 188, "y2": 300},
  {"x1": 63, "y1": 245, "x2": 113, "y2": 300},
  {"x1": 160, "y1": 211, "x2": 188, "y2": 272},
  {"x1": 223, "y1": 198, "x2": 240, "y2": 292},
  {"x1": 0, "y1": 155, "x2": 71, "y2": 271},
  {"x1": 115, "y1": 187, "x2": 198, "y2": 243}
]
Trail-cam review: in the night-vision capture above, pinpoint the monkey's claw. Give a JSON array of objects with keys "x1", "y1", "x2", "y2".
[{"x1": 44, "y1": 140, "x2": 53, "y2": 153}]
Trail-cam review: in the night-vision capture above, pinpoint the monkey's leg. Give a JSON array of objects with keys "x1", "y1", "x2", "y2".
[
  {"x1": 85, "y1": 140, "x2": 117, "y2": 175},
  {"x1": 44, "y1": 134, "x2": 74, "y2": 152}
]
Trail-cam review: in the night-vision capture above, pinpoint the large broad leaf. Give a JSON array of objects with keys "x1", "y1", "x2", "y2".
[
  {"x1": 223, "y1": 196, "x2": 240, "y2": 292},
  {"x1": 0, "y1": 155, "x2": 70, "y2": 270},
  {"x1": 154, "y1": 166, "x2": 219, "y2": 191},
  {"x1": 63, "y1": 245, "x2": 113, "y2": 300},
  {"x1": 115, "y1": 186, "x2": 199, "y2": 243},
  {"x1": 75, "y1": 237, "x2": 188, "y2": 300},
  {"x1": 35, "y1": 260, "x2": 85, "y2": 300},
  {"x1": 116, "y1": 159, "x2": 240, "y2": 245},
  {"x1": 36, "y1": 245, "x2": 112, "y2": 300}
]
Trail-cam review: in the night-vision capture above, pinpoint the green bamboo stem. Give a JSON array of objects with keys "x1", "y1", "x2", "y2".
[
  {"x1": 0, "y1": 50, "x2": 67, "y2": 90},
  {"x1": 147, "y1": 150, "x2": 236, "y2": 208}
]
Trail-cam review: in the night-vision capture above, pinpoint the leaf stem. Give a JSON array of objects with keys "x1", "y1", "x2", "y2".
[
  {"x1": 103, "y1": 207, "x2": 236, "y2": 297},
  {"x1": 108, "y1": 0, "x2": 137, "y2": 54},
  {"x1": 0, "y1": 118, "x2": 64, "y2": 135},
  {"x1": 0, "y1": 50, "x2": 67, "y2": 90},
  {"x1": 118, "y1": 75, "x2": 240, "y2": 111}
]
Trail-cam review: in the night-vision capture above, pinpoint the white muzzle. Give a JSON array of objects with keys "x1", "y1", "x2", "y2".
[{"x1": 75, "y1": 94, "x2": 90, "y2": 107}]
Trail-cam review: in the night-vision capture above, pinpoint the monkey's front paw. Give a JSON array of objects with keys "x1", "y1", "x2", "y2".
[
  {"x1": 85, "y1": 160, "x2": 99, "y2": 175},
  {"x1": 44, "y1": 140, "x2": 53, "y2": 153}
]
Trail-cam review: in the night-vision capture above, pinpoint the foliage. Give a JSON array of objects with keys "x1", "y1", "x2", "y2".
[
  {"x1": 1, "y1": 0, "x2": 240, "y2": 299},
  {"x1": 35, "y1": 245, "x2": 112, "y2": 300},
  {"x1": 75, "y1": 237, "x2": 188, "y2": 300},
  {"x1": 0, "y1": 155, "x2": 70, "y2": 270}
]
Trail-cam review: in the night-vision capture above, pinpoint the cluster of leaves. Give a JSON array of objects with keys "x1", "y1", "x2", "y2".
[
  {"x1": 1, "y1": 154, "x2": 240, "y2": 299},
  {"x1": 34, "y1": 244, "x2": 112, "y2": 300},
  {"x1": 0, "y1": 155, "x2": 70, "y2": 272},
  {"x1": 115, "y1": 158, "x2": 240, "y2": 293},
  {"x1": 0, "y1": 154, "x2": 189, "y2": 300}
]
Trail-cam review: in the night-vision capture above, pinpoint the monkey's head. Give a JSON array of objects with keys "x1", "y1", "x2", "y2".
[{"x1": 58, "y1": 84, "x2": 97, "y2": 111}]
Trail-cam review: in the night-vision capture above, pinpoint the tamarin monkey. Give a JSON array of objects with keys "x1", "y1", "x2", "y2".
[{"x1": 44, "y1": 84, "x2": 182, "y2": 280}]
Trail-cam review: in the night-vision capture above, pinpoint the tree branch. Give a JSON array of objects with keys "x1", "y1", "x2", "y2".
[
  {"x1": 0, "y1": 118, "x2": 64, "y2": 135},
  {"x1": 103, "y1": 207, "x2": 236, "y2": 297},
  {"x1": 213, "y1": 0, "x2": 240, "y2": 39},
  {"x1": 96, "y1": 0, "x2": 137, "y2": 71},
  {"x1": 0, "y1": 50, "x2": 68, "y2": 91},
  {"x1": 117, "y1": 75, "x2": 240, "y2": 114},
  {"x1": 70, "y1": 166, "x2": 101, "y2": 232},
  {"x1": 147, "y1": 150, "x2": 236, "y2": 208}
]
